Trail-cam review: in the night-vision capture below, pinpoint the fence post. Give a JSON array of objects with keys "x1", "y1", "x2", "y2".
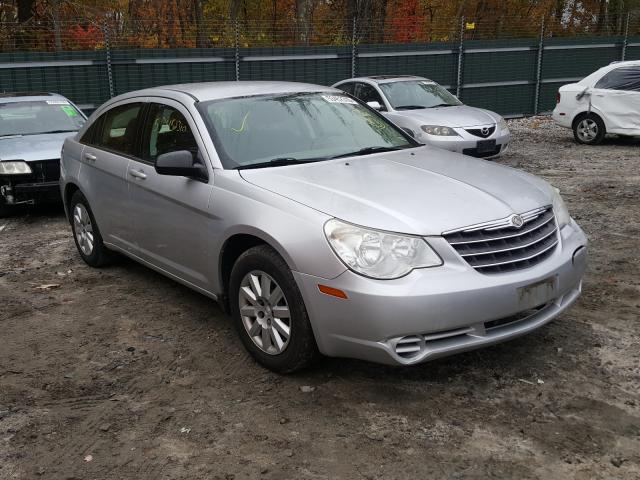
[
  {"x1": 456, "y1": 17, "x2": 464, "y2": 98},
  {"x1": 351, "y1": 17, "x2": 357, "y2": 78},
  {"x1": 234, "y1": 18, "x2": 240, "y2": 81},
  {"x1": 102, "y1": 22, "x2": 115, "y2": 98},
  {"x1": 621, "y1": 12, "x2": 630, "y2": 61},
  {"x1": 534, "y1": 18, "x2": 545, "y2": 115}
]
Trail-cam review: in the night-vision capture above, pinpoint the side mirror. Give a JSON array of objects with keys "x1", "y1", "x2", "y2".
[
  {"x1": 155, "y1": 150, "x2": 207, "y2": 180},
  {"x1": 366, "y1": 101, "x2": 383, "y2": 111}
]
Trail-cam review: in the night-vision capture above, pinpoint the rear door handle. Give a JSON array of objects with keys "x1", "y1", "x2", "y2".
[
  {"x1": 129, "y1": 169, "x2": 147, "y2": 180},
  {"x1": 84, "y1": 152, "x2": 97, "y2": 162}
]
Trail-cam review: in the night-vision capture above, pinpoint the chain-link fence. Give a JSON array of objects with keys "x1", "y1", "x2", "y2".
[{"x1": 1, "y1": 14, "x2": 639, "y2": 116}]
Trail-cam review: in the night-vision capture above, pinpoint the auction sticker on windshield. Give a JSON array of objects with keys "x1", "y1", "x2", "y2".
[{"x1": 322, "y1": 95, "x2": 357, "y2": 104}]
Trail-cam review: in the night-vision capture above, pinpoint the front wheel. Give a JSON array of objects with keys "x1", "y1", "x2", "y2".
[
  {"x1": 229, "y1": 245, "x2": 318, "y2": 373},
  {"x1": 573, "y1": 114, "x2": 605, "y2": 145}
]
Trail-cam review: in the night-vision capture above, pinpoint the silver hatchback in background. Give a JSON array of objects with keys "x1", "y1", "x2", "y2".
[
  {"x1": 60, "y1": 81, "x2": 586, "y2": 373},
  {"x1": 333, "y1": 76, "x2": 510, "y2": 158}
]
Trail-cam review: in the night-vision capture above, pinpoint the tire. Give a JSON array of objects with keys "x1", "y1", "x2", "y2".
[
  {"x1": 0, "y1": 201, "x2": 12, "y2": 218},
  {"x1": 69, "y1": 191, "x2": 113, "y2": 267},
  {"x1": 229, "y1": 245, "x2": 319, "y2": 373},
  {"x1": 573, "y1": 114, "x2": 606, "y2": 145}
]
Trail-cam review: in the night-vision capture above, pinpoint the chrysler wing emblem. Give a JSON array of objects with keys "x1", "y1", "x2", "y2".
[{"x1": 509, "y1": 214, "x2": 524, "y2": 228}]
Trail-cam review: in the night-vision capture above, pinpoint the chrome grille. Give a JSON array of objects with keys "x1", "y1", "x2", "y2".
[{"x1": 443, "y1": 206, "x2": 558, "y2": 274}]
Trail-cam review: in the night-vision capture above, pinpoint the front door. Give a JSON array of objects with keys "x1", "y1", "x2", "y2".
[{"x1": 126, "y1": 99, "x2": 214, "y2": 291}]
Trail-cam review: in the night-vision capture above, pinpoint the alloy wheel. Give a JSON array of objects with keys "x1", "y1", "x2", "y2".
[
  {"x1": 73, "y1": 203, "x2": 94, "y2": 256},
  {"x1": 577, "y1": 118, "x2": 598, "y2": 142},
  {"x1": 238, "y1": 270, "x2": 291, "y2": 355}
]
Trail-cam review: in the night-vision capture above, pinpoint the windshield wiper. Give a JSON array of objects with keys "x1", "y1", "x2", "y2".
[
  {"x1": 27, "y1": 129, "x2": 77, "y2": 135},
  {"x1": 328, "y1": 146, "x2": 406, "y2": 159},
  {"x1": 429, "y1": 103, "x2": 456, "y2": 108},
  {"x1": 235, "y1": 157, "x2": 316, "y2": 170},
  {"x1": 395, "y1": 105, "x2": 428, "y2": 110}
]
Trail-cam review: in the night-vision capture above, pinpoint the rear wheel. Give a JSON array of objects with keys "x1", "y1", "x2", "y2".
[
  {"x1": 573, "y1": 114, "x2": 605, "y2": 145},
  {"x1": 70, "y1": 191, "x2": 113, "y2": 267},
  {"x1": 229, "y1": 245, "x2": 318, "y2": 373}
]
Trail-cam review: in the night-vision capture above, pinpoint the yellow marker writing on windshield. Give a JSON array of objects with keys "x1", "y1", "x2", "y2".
[{"x1": 232, "y1": 112, "x2": 250, "y2": 133}]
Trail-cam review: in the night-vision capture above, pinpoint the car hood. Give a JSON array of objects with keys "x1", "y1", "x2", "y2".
[
  {"x1": 391, "y1": 105, "x2": 499, "y2": 128},
  {"x1": 0, "y1": 132, "x2": 76, "y2": 161},
  {"x1": 240, "y1": 147, "x2": 552, "y2": 235}
]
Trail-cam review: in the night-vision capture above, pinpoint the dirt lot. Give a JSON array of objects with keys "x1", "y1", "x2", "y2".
[{"x1": 1, "y1": 117, "x2": 639, "y2": 480}]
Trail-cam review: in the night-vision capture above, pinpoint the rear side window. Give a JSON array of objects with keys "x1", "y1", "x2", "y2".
[
  {"x1": 94, "y1": 103, "x2": 143, "y2": 156},
  {"x1": 142, "y1": 104, "x2": 198, "y2": 161},
  {"x1": 595, "y1": 67, "x2": 640, "y2": 91}
]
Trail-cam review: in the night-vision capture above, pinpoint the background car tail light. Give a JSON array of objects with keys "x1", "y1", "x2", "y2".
[{"x1": 556, "y1": 91, "x2": 561, "y2": 104}]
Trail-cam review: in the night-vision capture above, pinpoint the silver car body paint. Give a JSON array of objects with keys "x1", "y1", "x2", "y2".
[
  {"x1": 332, "y1": 76, "x2": 511, "y2": 157},
  {"x1": 60, "y1": 81, "x2": 587, "y2": 366}
]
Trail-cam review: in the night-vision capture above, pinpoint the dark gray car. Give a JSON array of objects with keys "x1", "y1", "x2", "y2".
[{"x1": 0, "y1": 92, "x2": 86, "y2": 216}]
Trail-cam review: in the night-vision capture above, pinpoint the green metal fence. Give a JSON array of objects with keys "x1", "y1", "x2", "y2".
[{"x1": 1, "y1": 21, "x2": 639, "y2": 116}]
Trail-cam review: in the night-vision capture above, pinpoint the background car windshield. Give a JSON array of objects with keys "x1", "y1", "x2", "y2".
[
  {"x1": 0, "y1": 101, "x2": 84, "y2": 136},
  {"x1": 380, "y1": 81, "x2": 462, "y2": 109},
  {"x1": 200, "y1": 92, "x2": 413, "y2": 168}
]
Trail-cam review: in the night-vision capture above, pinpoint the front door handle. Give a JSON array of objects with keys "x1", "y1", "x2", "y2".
[
  {"x1": 129, "y1": 169, "x2": 147, "y2": 180},
  {"x1": 84, "y1": 152, "x2": 97, "y2": 162}
]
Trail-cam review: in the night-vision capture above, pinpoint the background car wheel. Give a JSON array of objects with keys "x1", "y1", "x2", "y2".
[
  {"x1": 229, "y1": 245, "x2": 319, "y2": 373},
  {"x1": 70, "y1": 191, "x2": 113, "y2": 267},
  {"x1": 573, "y1": 114, "x2": 605, "y2": 145},
  {"x1": 0, "y1": 201, "x2": 12, "y2": 218}
]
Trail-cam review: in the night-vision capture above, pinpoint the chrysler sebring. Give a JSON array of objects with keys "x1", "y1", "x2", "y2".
[{"x1": 60, "y1": 82, "x2": 587, "y2": 372}]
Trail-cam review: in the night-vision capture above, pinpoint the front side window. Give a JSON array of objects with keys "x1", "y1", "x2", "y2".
[
  {"x1": 95, "y1": 103, "x2": 142, "y2": 156},
  {"x1": 0, "y1": 100, "x2": 85, "y2": 137},
  {"x1": 355, "y1": 84, "x2": 386, "y2": 109},
  {"x1": 199, "y1": 92, "x2": 415, "y2": 169},
  {"x1": 380, "y1": 81, "x2": 462, "y2": 110},
  {"x1": 337, "y1": 82, "x2": 356, "y2": 95},
  {"x1": 143, "y1": 104, "x2": 198, "y2": 161},
  {"x1": 595, "y1": 67, "x2": 640, "y2": 91}
]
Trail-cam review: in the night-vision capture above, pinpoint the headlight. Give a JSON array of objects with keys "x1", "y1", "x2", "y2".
[
  {"x1": 421, "y1": 125, "x2": 459, "y2": 136},
  {"x1": 552, "y1": 187, "x2": 570, "y2": 227},
  {"x1": 324, "y1": 219, "x2": 442, "y2": 279},
  {"x1": 498, "y1": 117, "x2": 508, "y2": 131},
  {"x1": 0, "y1": 161, "x2": 32, "y2": 175}
]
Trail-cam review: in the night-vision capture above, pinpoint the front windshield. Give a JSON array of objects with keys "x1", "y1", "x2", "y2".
[
  {"x1": 0, "y1": 100, "x2": 85, "y2": 137},
  {"x1": 199, "y1": 92, "x2": 415, "y2": 169},
  {"x1": 380, "y1": 81, "x2": 462, "y2": 110}
]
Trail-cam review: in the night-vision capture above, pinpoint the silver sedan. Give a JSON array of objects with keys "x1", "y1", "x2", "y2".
[
  {"x1": 60, "y1": 81, "x2": 586, "y2": 373},
  {"x1": 333, "y1": 76, "x2": 510, "y2": 158}
]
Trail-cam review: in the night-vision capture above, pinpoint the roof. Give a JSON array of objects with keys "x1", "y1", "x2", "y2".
[
  {"x1": 335, "y1": 75, "x2": 433, "y2": 85},
  {"x1": 0, "y1": 92, "x2": 67, "y2": 104},
  {"x1": 121, "y1": 81, "x2": 338, "y2": 102}
]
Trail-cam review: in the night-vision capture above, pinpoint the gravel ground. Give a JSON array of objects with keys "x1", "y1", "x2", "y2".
[{"x1": 0, "y1": 117, "x2": 639, "y2": 479}]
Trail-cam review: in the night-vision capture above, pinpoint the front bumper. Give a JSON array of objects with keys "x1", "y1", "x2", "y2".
[
  {"x1": 294, "y1": 219, "x2": 587, "y2": 366},
  {"x1": 420, "y1": 128, "x2": 510, "y2": 158},
  {"x1": 0, "y1": 159, "x2": 61, "y2": 206}
]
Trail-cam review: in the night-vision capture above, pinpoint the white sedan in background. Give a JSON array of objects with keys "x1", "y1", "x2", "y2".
[
  {"x1": 333, "y1": 75, "x2": 510, "y2": 158},
  {"x1": 553, "y1": 60, "x2": 640, "y2": 144}
]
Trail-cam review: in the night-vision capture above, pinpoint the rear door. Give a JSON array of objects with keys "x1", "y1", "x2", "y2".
[
  {"x1": 79, "y1": 101, "x2": 144, "y2": 251},
  {"x1": 591, "y1": 66, "x2": 640, "y2": 135},
  {"x1": 126, "y1": 98, "x2": 214, "y2": 291}
]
